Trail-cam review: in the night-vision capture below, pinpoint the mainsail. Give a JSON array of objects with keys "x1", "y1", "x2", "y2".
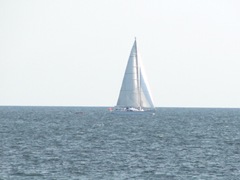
[{"x1": 116, "y1": 39, "x2": 154, "y2": 109}]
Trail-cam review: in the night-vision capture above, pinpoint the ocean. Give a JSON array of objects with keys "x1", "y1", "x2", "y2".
[{"x1": 0, "y1": 107, "x2": 240, "y2": 179}]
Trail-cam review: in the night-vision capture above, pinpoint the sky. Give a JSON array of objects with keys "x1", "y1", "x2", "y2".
[{"x1": 1, "y1": 0, "x2": 240, "y2": 108}]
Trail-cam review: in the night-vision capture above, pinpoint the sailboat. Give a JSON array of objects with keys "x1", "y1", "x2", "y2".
[{"x1": 112, "y1": 38, "x2": 155, "y2": 115}]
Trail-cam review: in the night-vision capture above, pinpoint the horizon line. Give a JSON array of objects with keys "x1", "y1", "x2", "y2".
[{"x1": 0, "y1": 105, "x2": 240, "y2": 109}]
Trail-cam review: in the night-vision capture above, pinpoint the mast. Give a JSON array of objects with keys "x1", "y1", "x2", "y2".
[{"x1": 135, "y1": 38, "x2": 142, "y2": 109}]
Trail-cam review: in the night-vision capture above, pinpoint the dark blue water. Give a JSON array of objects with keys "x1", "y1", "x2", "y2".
[{"x1": 1, "y1": 107, "x2": 240, "y2": 179}]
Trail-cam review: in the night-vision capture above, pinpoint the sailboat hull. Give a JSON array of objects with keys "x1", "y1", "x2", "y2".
[{"x1": 111, "y1": 110, "x2": 155, "y2": 116}]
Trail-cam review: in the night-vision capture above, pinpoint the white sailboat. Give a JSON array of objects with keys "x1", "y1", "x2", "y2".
[{"x1": 112, "y1": 38, "x2": 155, "y2": 115}]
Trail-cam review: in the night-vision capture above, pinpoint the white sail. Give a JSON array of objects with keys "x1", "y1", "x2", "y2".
[
  {"x1": 139, "y1": 63, "x2": 155, "y2": 108},
  {"x1": 116, "y1": 39, "x2": 154, "y2": 110}
]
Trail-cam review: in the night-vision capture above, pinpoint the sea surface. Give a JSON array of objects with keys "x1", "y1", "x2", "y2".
[{"x1": 0, "y1": 107, "x2": 240, "y2": 179}]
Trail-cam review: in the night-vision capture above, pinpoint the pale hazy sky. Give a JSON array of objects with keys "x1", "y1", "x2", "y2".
[{"x1": 1, "y1": 0, "x2": 240, "y2": 107}]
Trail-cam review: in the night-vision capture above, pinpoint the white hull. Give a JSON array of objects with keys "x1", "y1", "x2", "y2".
[{"x1": 111, "y1": 110, "x2": 155, "y2": 116}]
